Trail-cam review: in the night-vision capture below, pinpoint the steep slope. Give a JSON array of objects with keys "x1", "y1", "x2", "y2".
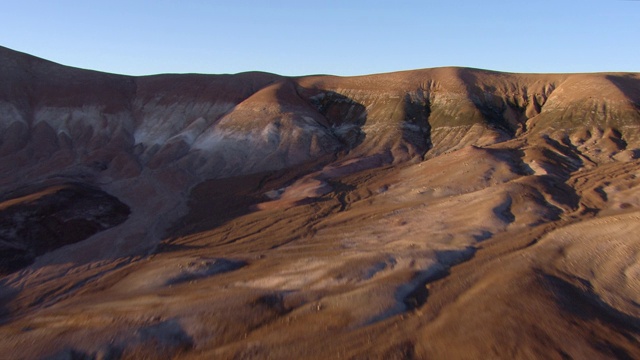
[{"x1": 0, "y1": 46, "x2": 639, "y2": 359}]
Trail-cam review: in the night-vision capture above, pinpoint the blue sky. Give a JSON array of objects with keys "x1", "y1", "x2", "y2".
[{"x1": 1, "y1": 1, "x2": 638, "y2": 76}]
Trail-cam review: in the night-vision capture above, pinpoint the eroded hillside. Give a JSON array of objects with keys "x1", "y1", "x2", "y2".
[{"x1": 0, "y1": 46, "x2": 639, "y2": 359}]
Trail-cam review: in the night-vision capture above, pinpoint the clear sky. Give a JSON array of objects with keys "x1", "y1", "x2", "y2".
[{"x1": 1, "y1": 1, "x2": 638, "y2": 76}]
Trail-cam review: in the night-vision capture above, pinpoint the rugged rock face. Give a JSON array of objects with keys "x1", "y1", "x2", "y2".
[{"x1": 0, "y1": 46, "x2": 640, "y2": 359}]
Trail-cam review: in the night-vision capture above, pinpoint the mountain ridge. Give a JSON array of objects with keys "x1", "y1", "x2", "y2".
[{"x1": 1, "y1": 44, "x2": 639, "y2": 263}]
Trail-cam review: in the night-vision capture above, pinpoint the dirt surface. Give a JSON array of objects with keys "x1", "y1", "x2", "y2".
[{"x1": 0, "y1": 46, "x2": 639, "y2": 359}]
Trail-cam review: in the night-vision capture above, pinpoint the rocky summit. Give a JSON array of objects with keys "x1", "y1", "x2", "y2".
[{"x1": 1, "y1": 46, "x2": 640, "y2": 359}]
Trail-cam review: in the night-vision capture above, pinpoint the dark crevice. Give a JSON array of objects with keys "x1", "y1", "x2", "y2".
[
  {"x1": 0, "y1": 183, "x2": 130, "y2": 275},
  {"x1": 365, "y1": 247, "x2": 477, "y2": 326},
  {"x1": 325, "y1": 180, "x2": 356, "y2": 212},
  {"x1": 299, "y1": 87, "x2": 368, "y2": 152},
  {"x1": 402, "y1": 92, "x2": 432, "y2": 160},
  {"x1": 458, "y1": 69, "x2": 520, "y2": 137},
  {"x1": 492, "y1": 195, "x2": 515, "y2": 223}
]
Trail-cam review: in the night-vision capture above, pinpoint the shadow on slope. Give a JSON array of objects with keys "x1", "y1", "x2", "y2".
[
  {"x1": 165, "y1": 89, "x2": 370, "y2": 240},
  {"x1": 542, "y1": 273, "x2": 640, "y2": 359},
  {"x1": 0, "y1": 183, "x2": 130, "y2": 275},
  {"x1": 0, "y1": 279, "x2": 18, "y2": 325},
  {"x1": 606, "y1": 74, "x2": 640, "y2": 112},
  {"x1": 402, "y1": 93, "x2": 432, "y2": 159},
  {"x1": 44, "y1": 319, "x2": 194, "y2": 360},
  {"x1": 458, "y1": 68, "x2": 538, "y2": 137},
  {"x1": 300, "y1": 86, "x2": 368, "y2": 152}
]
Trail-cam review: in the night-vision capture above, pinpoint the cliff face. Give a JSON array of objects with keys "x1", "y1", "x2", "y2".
[{"x1": 1, "y1": 46, "x2": 640, "y2": 358}]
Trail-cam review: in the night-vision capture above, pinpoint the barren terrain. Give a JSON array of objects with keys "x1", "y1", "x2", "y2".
[{"x1": 0, "y1": 46, "x2": 639, "y2": 359}]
